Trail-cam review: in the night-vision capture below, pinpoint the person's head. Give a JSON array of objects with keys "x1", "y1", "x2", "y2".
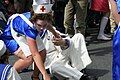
[
  {"x1": 30, "y1": 13, "x2": 53, "y2": 32},
  {"x1": 30, "y1": 0, "x2": 55, "y2": 32},
  {"x1": 0, "y1": 40, "x2": 9, "y2": 64}
]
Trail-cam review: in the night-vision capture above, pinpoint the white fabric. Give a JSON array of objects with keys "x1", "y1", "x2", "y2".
[
  {"x1": 98, "y1": 17, "x2": 108, "y2": 36},
  {"x1": 7, "y1": 67, "x2": 21, "y2": 80},
  {"x1": 0, "y1": 40, "x2": 6, "y2": 56},
  {"x1": 51, "y1": 63, "x2": 83, "y2": 80},
  {"x1": 9, "y1": 14, "x2": 45, "y2": 57},
  {"x1": 43, "y1": 31, "x2": 92, "y2": 80},
  {"x1": 32, "y1": 0, "x2": 53, "y2": 13},
  {"x1": 33, "y1": 4, "x2": 53, "y2": 13}
]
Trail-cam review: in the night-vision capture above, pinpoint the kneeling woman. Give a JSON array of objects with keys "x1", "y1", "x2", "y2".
[{"x1": 1, "y1": 11, "x2": 59, "y2": 80}]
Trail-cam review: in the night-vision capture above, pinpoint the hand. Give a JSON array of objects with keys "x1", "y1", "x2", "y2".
[
  {"x1": 54, "y1": 32, "x2": 61, "y2": 38},
  {"x1": 43, "y1": 73, "x2": 51, "y2": 80},
  {"x1": 52, "y1": 36, "x2": 65, "y2": 46}
]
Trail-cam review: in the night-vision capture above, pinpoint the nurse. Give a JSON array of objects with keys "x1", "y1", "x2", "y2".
[{"x1": 1, "y1": 0, "x2": 59, "y2": 80}]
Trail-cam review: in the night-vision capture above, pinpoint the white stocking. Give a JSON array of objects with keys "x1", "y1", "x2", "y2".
[{"x1": 98, "y1": 17, "x2": 108, "y2": 36}]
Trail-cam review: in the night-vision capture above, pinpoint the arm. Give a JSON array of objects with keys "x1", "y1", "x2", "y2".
[
  {"x1": 109, "y1": 0, "x2": 120, "y2": 24},
  {"x1": 46, "y1": 23, "x2": 60, "y2": 38},
  {"x1": 26, "y1": 37, "x2": 50, "y2": 80}
]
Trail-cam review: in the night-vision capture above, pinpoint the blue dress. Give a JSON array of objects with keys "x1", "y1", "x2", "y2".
[
  {"x1": 1, "y1": 12, "x2": 38, "y2": 53},
  {"x1": 113, "y1": 0, "x2": 120, "y2": 80},
  {"x1": 116, "y1": 0, "x2": 120, "y2": 14}
]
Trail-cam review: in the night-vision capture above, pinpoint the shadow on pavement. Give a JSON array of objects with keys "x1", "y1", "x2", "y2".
[{"x1": 86, "y1": 68, "x2": 110, "y2": 77}]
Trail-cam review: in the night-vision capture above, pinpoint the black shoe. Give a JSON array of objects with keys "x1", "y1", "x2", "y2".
[
  {"x1": 80, "y1": 68, "x2": 87, "y2": 74},
  {"x1": 80, "y1": 74, "x2": 98, "y2": 80},
  {"x1": 86, "y1": 41, "x2": 89, "y2": 46}
]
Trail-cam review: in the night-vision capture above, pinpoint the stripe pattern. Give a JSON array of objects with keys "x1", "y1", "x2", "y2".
[{"x1": 0, "y1": 64, "x2": 12, "y2": 80}]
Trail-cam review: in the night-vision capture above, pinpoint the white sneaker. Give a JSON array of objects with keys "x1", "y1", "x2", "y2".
[
  {"x1": 97, "y1": 35, "x2": 111, "y2": 41},
  {"x1": 104, "y1": 34, "x2": 111, "y2": 38}
]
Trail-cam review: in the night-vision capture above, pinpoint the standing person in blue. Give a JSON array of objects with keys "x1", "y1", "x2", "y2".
[
  {"x1": 1, "y1": 0, "x2": 60, "y2": 80},
  {"x1": 110, "y1": 0, "x2": 120, "y2": 80},
  {"x1": 0, "y1": 40, "x2": 21, "y2": 80}
]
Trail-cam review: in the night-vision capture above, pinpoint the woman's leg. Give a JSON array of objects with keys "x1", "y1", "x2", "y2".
[
  {"x1": 13, "y1": 47, "x2": 33, "y2": 72},
  {"x1": 97, "y1": 12, "x2": 111, "y2": 40}
]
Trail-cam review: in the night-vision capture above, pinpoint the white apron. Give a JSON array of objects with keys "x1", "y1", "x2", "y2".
[{"x1": 8, "y1": 14, "x2": 45, "y2": 57}]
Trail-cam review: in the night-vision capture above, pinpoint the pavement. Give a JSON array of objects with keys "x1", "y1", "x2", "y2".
[{"x1": 9, "y1": 27, "x2": 113, "y2": 80}]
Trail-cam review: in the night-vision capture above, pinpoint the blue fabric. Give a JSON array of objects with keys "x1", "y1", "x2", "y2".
[
  {"x1": 113, "y1": 24, "x2": 120, "y2": 80},
  {"x1": 0, "y1": 64, "x2": 12, "y2": 80},
  {"x1": 116, "y1": 0, "x2": 120, "y2": 14},
  {"x1": 1, "y1": 12, "x2": 38, "y2": 53}
]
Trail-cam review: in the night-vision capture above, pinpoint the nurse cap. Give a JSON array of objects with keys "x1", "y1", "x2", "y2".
[
  {"x1": 32, "y1": 0, "x2": 54, "y2": 13},
  {"x1": 0, "y1": 40, "x2": 6, "y2": 56}
]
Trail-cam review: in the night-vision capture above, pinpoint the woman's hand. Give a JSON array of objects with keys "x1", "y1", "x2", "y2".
[
  {"x1": 52, "y1": 36, "x2": 65, "y2": 46},
  {"x1": 46, "y1": 23, "x2": 60, "y2": 38},
  {"x1": 43, "y1": 73, "x2": 51, "y2": 80}
]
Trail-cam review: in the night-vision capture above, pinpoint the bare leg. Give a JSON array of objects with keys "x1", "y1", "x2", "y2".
[{"x1": 13, "y1": 48, "x2": 33, "y2": 72}]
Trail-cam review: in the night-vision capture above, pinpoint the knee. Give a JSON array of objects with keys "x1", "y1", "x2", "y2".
[
  {"x1": 24, "y1": 56, "x2": 33, "y2": 65},
  {"x1": 50, "y1": 63, "x2": 62, "y2": 74},
  {"x1": 72, "y1": 33, "x2": 84, "y2": 40},
  {"x1": 51, "y1": 63, "x2": 58, "y2": 73}
]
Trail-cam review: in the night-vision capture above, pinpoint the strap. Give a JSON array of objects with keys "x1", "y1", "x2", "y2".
[
  {"x1": 10, "y1": 14, "x2": 32, "y2": 56},
  {"x1": 19, "y1": 14, "x2": 33, "y2": 28}
]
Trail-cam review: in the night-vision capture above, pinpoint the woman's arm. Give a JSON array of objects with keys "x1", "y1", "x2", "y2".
[
  {"x1": 26, "y1": 37, "x2": 50, "y2": 80},
  {"x1": 109, "y1": 0, "x2": 120, "y2": 24},
  {"x1": 46, "y1": 23, "x2": 60, "y2": 38}
]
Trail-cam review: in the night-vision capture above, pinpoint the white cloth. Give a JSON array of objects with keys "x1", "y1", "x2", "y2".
[
  {"x1": 7, "y1": 67, "x2": 21, "y2": 80},
  {"x1": 43, "y1": 30, "x2": 92, "y2": 80}
]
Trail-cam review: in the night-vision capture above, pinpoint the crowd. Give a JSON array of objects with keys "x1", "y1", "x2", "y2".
[{"x1": 0, "y1": 0, "x2": 119, "y2": 80}]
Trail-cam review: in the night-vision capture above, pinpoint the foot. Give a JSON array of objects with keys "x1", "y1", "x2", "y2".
[
  {"x1": 80, "y1": 74, "x2": 98, "y2": 80},
  {"x1": 81, "y1": 68, "x2": 87, "y2": 74},
  {"x1": 86, "y1": 41, "x2": 89, "y2": 46},
  {"x1": 104, "y1": 34, "x2": 112, "y2": 38},
  {"x1": 97, "y1": 35, "x2": 111, "y2": 41}
]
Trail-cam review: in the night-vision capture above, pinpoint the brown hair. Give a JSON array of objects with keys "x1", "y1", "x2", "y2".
[{"x1": 30, "y1": 11, "x2": 54, "y2": 23}]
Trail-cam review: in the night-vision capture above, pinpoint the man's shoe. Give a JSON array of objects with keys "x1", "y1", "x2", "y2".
[
  {"x1": 80, "y1": 74, "x2": 98, "y2": 80},
  {"x1": 80, "y1": 68, "x2": 87, "y2": 74},
  {"x1": 86, "y1": 41, "x2": 89, "y2": 46}
]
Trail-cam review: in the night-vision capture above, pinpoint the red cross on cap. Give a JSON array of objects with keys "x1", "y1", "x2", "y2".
[{"x1": 40, "y1": 6, "x2": 46, "y2": 12}]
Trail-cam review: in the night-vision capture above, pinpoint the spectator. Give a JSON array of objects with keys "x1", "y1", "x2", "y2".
[
  {"x1": 90, "y1": 0, "x2": 111, "y2": 40},
  {"x1": 0, "y1": 0, "x2": 7, "y2": 30},
  {"x1": 64, "y1": 0, "x2": 88, "y2": 36},
  {"x1": 14, "y1": 0, "x2": 32, "y2": 13},
  {"x1": 1, "y1": 0, "x2": 59, "y2": 80},
  {"x1": 3, "y1": 0, "x2": 16, "y2": 18},
  {"x1": 0, "y1": 40, "x2": 21, "y2": 80},
  {"x1": 52, "y1": 0, "x2": 69, "y2": 33}
]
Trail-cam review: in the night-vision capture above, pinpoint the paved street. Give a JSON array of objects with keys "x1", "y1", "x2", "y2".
[{"x1": 9, "y1": 27, "x2": 112, "y2": 80}]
